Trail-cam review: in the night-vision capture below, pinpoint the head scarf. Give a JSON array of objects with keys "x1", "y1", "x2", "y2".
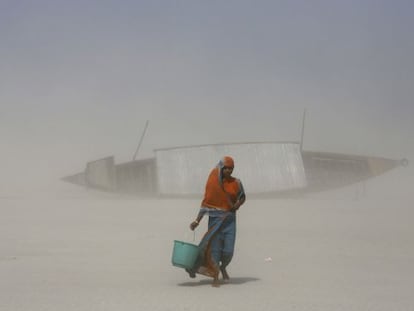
[{"x1": 219, "y1": 156, "x2": 234, "y2": 168}]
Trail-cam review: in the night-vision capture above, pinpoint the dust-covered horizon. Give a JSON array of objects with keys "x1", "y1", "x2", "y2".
[{"x1": 1, "y1": 1, "x2": 413, "y2": 198}]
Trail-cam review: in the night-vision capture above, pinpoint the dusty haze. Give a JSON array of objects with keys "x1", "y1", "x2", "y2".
[{"x1": 1, "y1": 1, "x2": 414, "y2": 310}]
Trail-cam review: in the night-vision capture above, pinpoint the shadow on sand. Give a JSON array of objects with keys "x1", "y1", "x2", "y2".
[{"x1": 178, "y1": 277, "x2": 260, "y2": 287}]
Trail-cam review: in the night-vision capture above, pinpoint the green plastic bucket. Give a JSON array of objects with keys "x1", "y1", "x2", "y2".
[{"x1": 172, "y1": 240, "x2": 200, "y2": 269}]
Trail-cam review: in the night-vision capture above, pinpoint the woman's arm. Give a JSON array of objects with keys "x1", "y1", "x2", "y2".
[
  {"x1": 231, "y1": 196, "x2": 245, "y2": 211},
  {"x1": 231, "y1": 180, "x2": 246, "y2": 212},
  {"x1": 190, "y1": 208, "x2": 206, "y2": 230}
]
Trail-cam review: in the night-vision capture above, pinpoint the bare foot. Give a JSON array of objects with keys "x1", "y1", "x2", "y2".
[
  {"x1": 220, "y1": 267, "x2": 230, "y2": 280},
  {"x1": 212, "y1": 278, "x2": 220, "y2": 287}
]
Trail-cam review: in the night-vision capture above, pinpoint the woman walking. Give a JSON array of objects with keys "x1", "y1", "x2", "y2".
[{"x1": 187, "y1": 156, "x2": 246, "y2": 287}]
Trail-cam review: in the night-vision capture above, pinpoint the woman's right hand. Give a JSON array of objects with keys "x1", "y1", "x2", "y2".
[{"x1": 190, "y1": 221, "x2": 199, "y2": 231}]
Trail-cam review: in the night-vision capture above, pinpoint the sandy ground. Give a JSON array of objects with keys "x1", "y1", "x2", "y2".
[{"x1": 1, "y1": 183, "x2": 413, "y2": 311}]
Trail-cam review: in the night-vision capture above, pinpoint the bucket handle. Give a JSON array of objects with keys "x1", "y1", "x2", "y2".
[{"x1": 183, "y1": 229, "x2": 197, "y2": 243}]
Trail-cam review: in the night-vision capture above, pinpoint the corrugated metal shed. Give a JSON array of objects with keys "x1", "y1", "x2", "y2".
[{"x1": 155, "y1": 142, "x2": 307, "y2": 195}]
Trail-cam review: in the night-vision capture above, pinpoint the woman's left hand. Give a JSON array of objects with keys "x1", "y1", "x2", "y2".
[{"x1": 230, "y1": 201, "x2": 241, "y2": 212}]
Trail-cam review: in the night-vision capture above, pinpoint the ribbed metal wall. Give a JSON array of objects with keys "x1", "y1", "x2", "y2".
[
  {"x1": 301, "y1": 151, "x2": 401, "y2": 192},
  {"x1": 85, "y1": 156, "x2": 116, "y2": 191},
  {"x1": 155, "y1": 142, "x2": 307, "y2": 195},
  {"x1": 115, "y1": 159, "x2": 157, "y2": 194}
]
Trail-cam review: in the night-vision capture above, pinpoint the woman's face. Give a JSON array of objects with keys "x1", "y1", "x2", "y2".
[{"x1": 222, "y1": 166, "x2": 234, "y2": 179}]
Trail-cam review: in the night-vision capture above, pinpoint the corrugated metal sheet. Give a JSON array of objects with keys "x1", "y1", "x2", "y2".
[
  {"x1": 301, "y1": 151, "x2": 402, "y2": 192},
  {"x1": 155, "y1": 142, "x2": 307, "y2": 195},
  {"x1": 85, "y1": 156, "x2": 116, "y2": 191},
  {"x1": 115, "y1": 159, "x2": 157, "y2": 194}
]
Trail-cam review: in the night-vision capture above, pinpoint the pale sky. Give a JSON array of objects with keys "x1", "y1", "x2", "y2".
[{"x1": 1, "y1": 0, "x2": 413, "y2": 192}]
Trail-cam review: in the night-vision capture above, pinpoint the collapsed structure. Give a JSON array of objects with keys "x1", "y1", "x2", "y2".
[{"x1": 62, "y1": 141, "x2": 407, "y2": 197}]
